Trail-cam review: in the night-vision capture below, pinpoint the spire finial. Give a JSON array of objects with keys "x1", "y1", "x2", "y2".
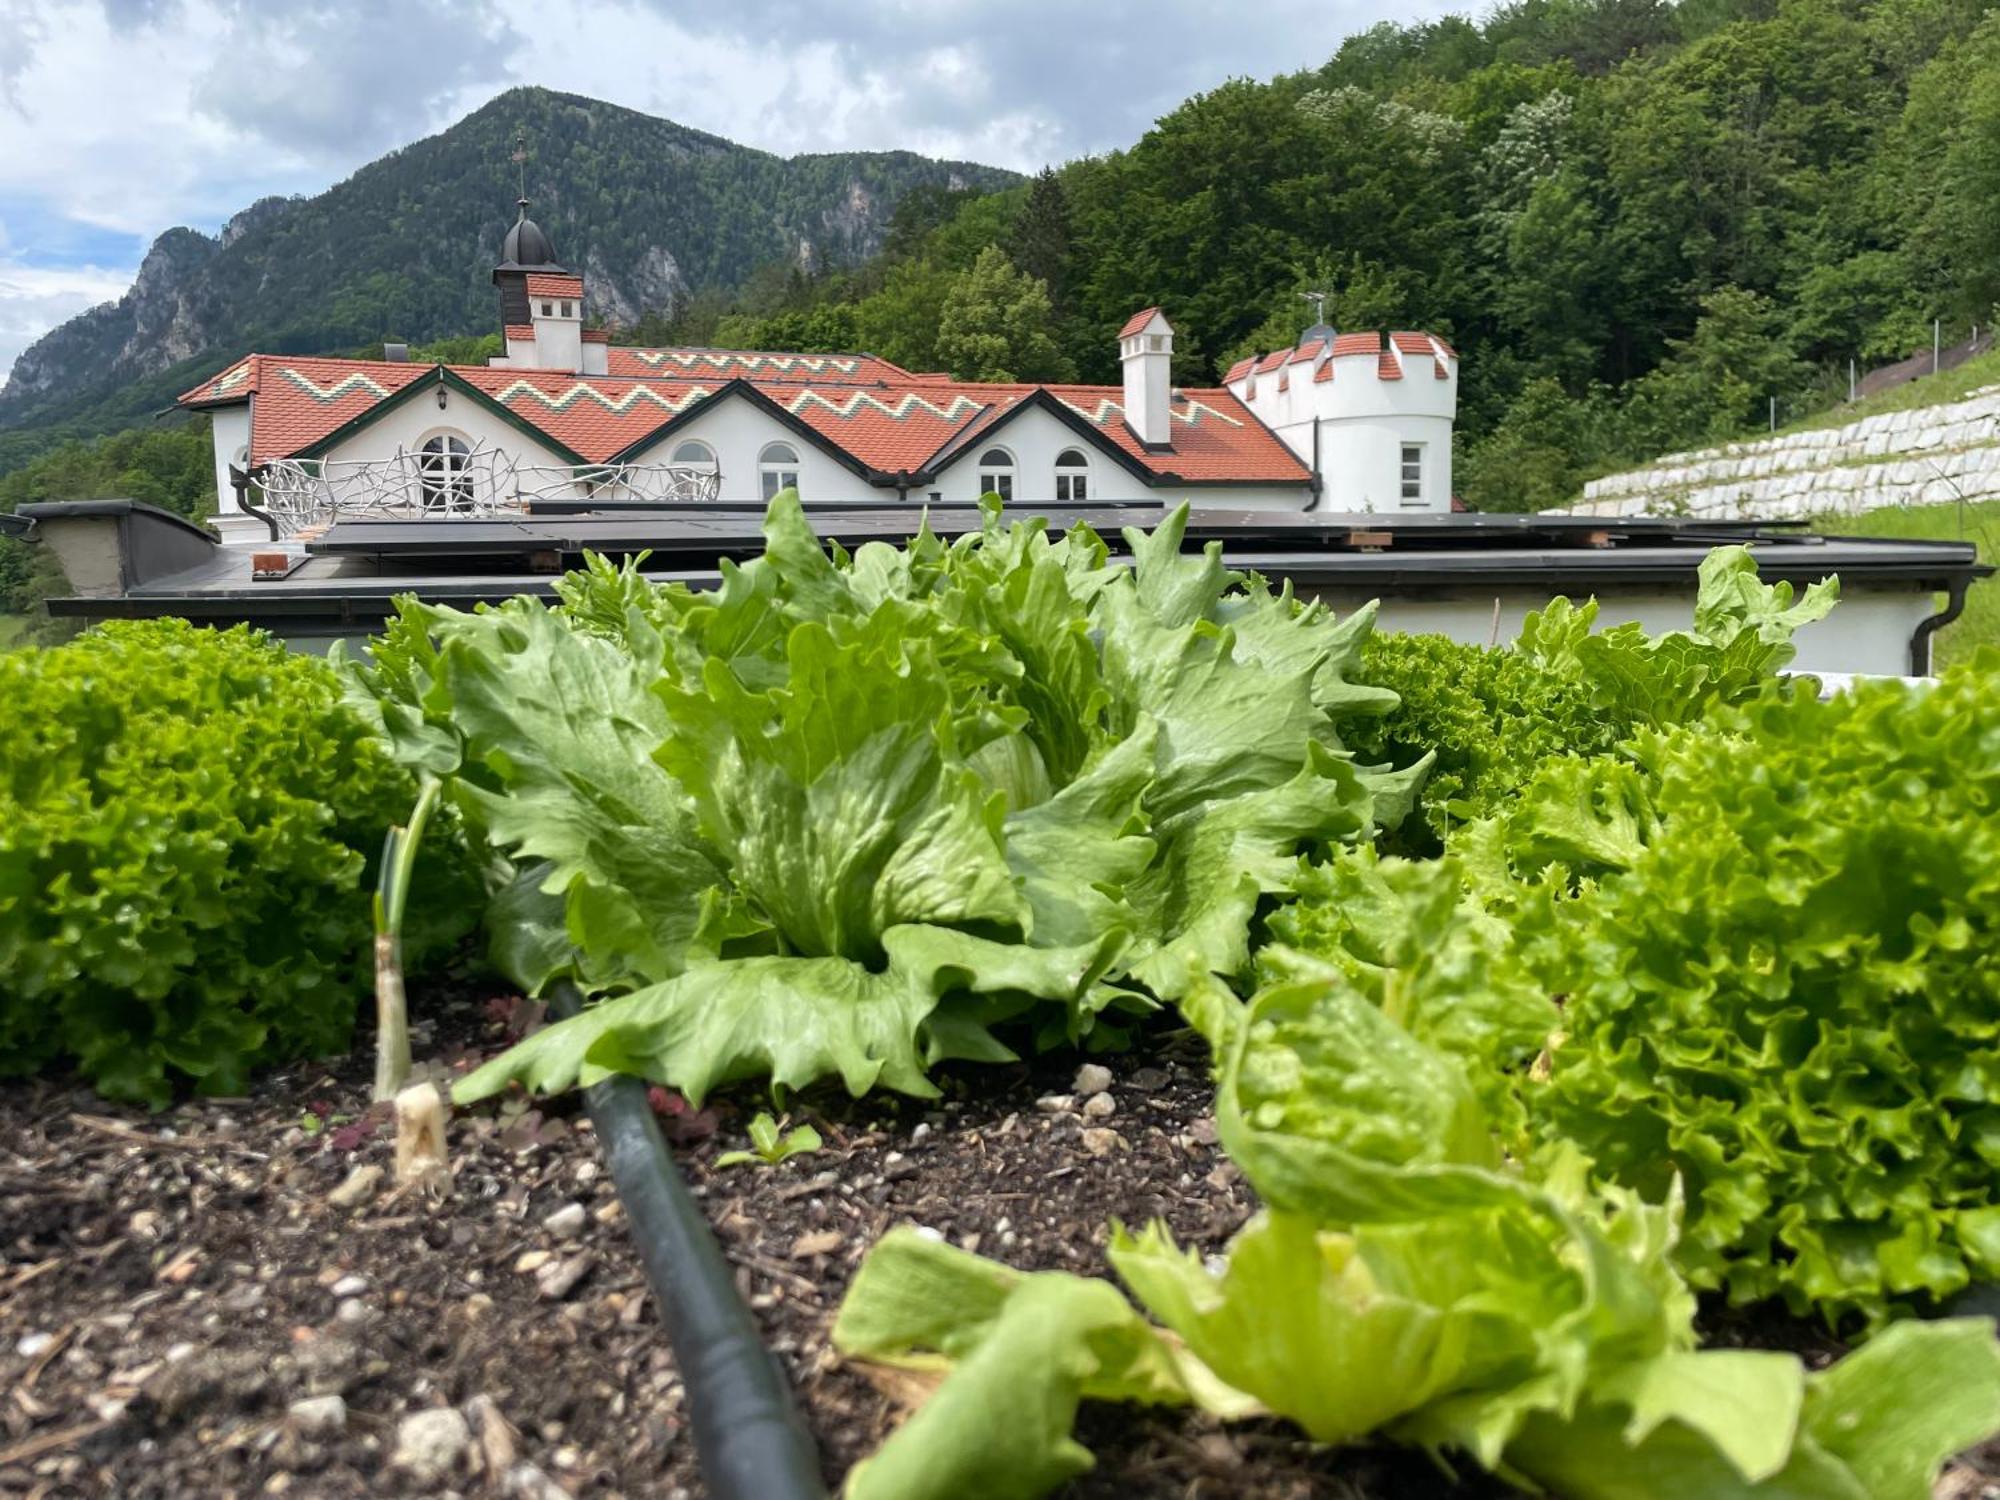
[
  {"x1": 1300, "y1": 289, "x2": 1329, "y2": 323},
  {"x1": 511, "y1": 128, "x2": 529, "y2": 213}
]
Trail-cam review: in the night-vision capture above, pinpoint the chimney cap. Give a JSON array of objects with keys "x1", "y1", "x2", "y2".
[{"x1": 1118, "y1": 306, "x2": 1172, "y2": 339}]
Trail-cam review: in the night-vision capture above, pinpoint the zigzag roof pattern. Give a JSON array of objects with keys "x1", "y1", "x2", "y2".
[
  {"x1": 605, "y1": 346, "x2": 911, "y2": 384},
  {"x1": 181, "y1": 346, "x2": 1310, "y2": 483}
]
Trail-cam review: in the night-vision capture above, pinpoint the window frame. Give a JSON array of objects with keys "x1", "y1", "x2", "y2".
[
  {"x1": 1053, "y1": 448, "x2": 1090, "y2": 504},
  {"x1": 415, "y1": 430, "x2": 474, "y2": 513},
  {"x1": 759, "y1": 441, "x2": 802, "y2": 502},
  {"x1": 1399, "y1": 442, "x2": 1425, "y2": 506},
  {"x1": 670, "y1": 438, "x2": 719, "y2": 472},
  {"x1": 976, "y1": 445, "x2": 1016, "y2": 503}
]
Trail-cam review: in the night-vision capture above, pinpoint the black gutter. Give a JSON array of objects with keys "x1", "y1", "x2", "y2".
[
  {"x1": 1911, "y1": 574, "x2": 1974, "y2": 675},
  {"x1": 554, "y1": 979, "x2": 827, "y2": 1500}
]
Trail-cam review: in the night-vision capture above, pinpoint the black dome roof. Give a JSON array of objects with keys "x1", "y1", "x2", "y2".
[{"x1": 497, "y1": 200, "x2": 562, "y2": 271}]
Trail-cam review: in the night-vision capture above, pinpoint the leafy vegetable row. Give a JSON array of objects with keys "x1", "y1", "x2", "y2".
[
  {"x1": 830, "y1": 950, "x2": 2000, "y2": 1500},
  {"x1": 343, "y1": 495, "x2": 1425, "y2": 1107}
]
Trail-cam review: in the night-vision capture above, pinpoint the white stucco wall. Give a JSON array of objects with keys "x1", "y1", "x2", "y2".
[
  {"x1": 315, "y1": 387, "x2": 575, "y2": 475},
  {"x1": 926, "y1": 405, "x2": 1309, "y2": 509},
  {"x1": 208, "y1": 403, "x2": 252, "y2": 514},
  {"x1": 1300, "y1": 583, "x2": 1935, "y2": 678},
  {"x1": 1235, "y1": 343, "x2": 1458, "y2": 513},
  {"x1": 638, "y1": 398, "x2": 880, "y2": 504}
]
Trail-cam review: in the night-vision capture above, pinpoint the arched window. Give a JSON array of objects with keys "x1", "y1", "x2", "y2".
[
  {"x1": 977, "y1": 446, "x2": 1015, "y2": 503},
  {"x1": 417, "y1": 432, "x2": 472, "y2": 512},
  {"x1": 1053, "y1": 448, "x2": 1089, "y2": 503},
  {"x1": 670, "y1": 439, "x2": 718, "y2": 472},
  {"x1": 759, "y1": 441, "x2": 801, "y2": 502}
]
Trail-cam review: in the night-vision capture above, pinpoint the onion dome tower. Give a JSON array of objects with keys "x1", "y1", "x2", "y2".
[{"x1": 492, "y1": 197, "x2": 567, "y2": 330}]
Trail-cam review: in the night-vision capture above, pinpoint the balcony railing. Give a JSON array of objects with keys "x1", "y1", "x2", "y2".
[{"x1": 249, "y1": 440, "x2": 722, "y2": 537}]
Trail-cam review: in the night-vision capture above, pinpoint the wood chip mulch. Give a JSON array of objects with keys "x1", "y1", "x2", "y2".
[{"x1": 1, "y1": 992, "x2": 1991, "y2": 1499}]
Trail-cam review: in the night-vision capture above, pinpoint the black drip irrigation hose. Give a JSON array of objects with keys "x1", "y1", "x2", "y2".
[{"x1": 551, "y1": 981, "x2": 828, "y2": 1500}]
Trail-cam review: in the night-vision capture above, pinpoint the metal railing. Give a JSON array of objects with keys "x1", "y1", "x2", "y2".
[{"x1": 249, "y1": 440, "x2": 722, "y2": 536}]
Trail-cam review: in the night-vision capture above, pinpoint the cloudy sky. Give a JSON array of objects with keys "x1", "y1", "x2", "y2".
[{"x1": 0, "y1": 0, "x2": 1462, "y2": 385}]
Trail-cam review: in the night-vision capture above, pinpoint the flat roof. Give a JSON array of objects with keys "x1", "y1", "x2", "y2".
[{"x1": 35, "y1": 501, "x2": 1986, "y2": 641}]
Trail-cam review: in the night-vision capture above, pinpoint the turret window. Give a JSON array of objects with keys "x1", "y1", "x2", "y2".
[
  {"x1": 561, "y1": 301, "x2": 574, "y2": 317},
  {"x1": 417, "y1": 432, "x2": 473, "y2": 512},
  {"x1": 1399, "y1": 443, "x2": 1424, "y2": 505},
  {"x1": 1053, "y1": 448, "x2": 1089, "y2": 503},
  {"x1": 977, "y1": 446, "x2": 1015, "y2": 502},
  {"x1": 540, "y1": 301, "x2": 554, "y2": 316},
  {"x1": 759, "y1": 441, "x2": 801, "y2": 501}
]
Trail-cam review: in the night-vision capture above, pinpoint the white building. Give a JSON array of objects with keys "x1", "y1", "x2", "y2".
[{"x1": 179, "y1": 202, "x2": 1459, "y2": 542}]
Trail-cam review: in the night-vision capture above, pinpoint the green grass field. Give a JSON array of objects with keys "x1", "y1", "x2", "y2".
[
  {"x1": 1815, "y1": 498, "x2": 2000, "y2": 672},
  {"x1": 1782, "y1": 346, "x2": 2000, "y2": 439}
]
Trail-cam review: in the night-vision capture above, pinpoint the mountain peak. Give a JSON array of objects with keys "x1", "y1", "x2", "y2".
[{"x1": 0, "y1": 90, "x2": 1018, "y2": 432}]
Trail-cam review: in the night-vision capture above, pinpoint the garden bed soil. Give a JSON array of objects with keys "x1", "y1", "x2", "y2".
[{"x1": 2, "y1": 993, "x2": 1994, "y2": 1500}]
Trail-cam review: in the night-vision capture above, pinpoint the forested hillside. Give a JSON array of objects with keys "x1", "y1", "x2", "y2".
[
  {"x1": 679, "y1": 0, "x2": 2000, "y2": 511},
  {"x1": 0, "y1": 87, "x2": 1015, "y2": 459}
]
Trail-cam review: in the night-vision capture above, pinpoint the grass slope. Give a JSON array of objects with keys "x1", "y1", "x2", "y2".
[{"x1": 1815, "y1": 498, "x2": 2000, "y2": 671}]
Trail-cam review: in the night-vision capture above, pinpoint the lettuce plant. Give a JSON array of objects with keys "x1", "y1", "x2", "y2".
[
  {"x1": 831, "y1": 958, "x2": 2000, "y2": 1499},
  {"x1": 1519, "y1": 659, "x2": 2000, "y2": 1328},
  {"x1": 1515, "y1": 544, "x2": 1838, "y2": 731},
  {"x1": 343, "y1": 496, "x2": 1422, "y2": 1106},
  {"x1": 0, "y1": 620, "x2": 471, "y2": 1106}
]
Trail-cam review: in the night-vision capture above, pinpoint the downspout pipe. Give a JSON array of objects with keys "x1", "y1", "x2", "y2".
[
  {"x1": 1910, "y1": 575, "x2": 1972, "y2": 676},
  {"x1": 551, "y1": 981, "x2": 827, "y2": 1500},
  {"x1": 231, "y1": 465, "x2": 282, "y2": 543}
]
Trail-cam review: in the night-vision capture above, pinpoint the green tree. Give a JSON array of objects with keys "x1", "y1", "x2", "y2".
[
  {"x1": 933, "y1": 247, "x2": 1072, "y2": 383},
  {"x1": 1008, "y1": 168, "x2": 1073, "y2": 310}
]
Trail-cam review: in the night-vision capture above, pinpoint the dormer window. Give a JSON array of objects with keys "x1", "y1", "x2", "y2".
[
  {"x1": 417, "y1": 431, "x2": 473, "y2": 512},
  {"x1": 540, "y1": 301, "x2": 553, "y2": 316},
  {"x1": 561, "y1": 300, "x2": 574, "y2": 317},
  {"x1": 976, "y1": 446, "x2": 1015, "y2": 502},
  {"x1": 1053, "y1": 449, "x2": 1089, "y2": 503},
  {"x1": 759, "y1": 441, "x2": 801, "y2": 501}
]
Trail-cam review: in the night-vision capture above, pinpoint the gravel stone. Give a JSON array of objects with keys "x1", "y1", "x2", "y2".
[{"x1": 392, "y1": 1407, "x2": 472, "y2": 1485}]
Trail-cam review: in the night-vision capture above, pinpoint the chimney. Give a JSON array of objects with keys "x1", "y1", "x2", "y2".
[{"x1": 1119, "y1": 307, "x2": 1174, "y2": 448}]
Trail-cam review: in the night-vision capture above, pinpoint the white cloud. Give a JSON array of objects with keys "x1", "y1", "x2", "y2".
[
  {"x1": 0, "y1": 258, "x2": 133, "y2": 389},
  {"x1": 0, "y1": 0, "x2": 1466, "y2": 382}
]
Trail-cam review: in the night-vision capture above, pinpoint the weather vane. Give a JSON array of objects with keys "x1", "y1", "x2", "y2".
[
  {"x1": 511, "y1": 128, "x2": 528, "y2": 205},
  {"x1": 1300, "y1": 290, "x2": 1329, "y2": 323}
]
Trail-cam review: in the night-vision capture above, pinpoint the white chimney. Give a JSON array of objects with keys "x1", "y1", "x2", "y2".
[{"x1": 1119, "y1": 307, "x2": 1174, "y2": 448}]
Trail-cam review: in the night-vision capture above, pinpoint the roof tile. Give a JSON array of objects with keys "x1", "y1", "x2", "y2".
[{"x1": 1118, "y1": 307, "x2": 1164, "y2": 338}]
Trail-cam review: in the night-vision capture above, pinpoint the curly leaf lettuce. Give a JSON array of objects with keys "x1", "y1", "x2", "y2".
[{"x1": 1528, "y1": 662, "x2": 2000, "y2": 1327}]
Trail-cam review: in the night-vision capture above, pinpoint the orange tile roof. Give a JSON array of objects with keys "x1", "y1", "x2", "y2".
[
  {"x1": 457, "y1": 369, "x2": 719, "y2": 463},
  {"x1": 1330, "y1": 332, "x2": 1381, "y2": 357},
  {"x1": 606, "y1": 346, "x2": 909, "y2": 384},
  {"x1": 1289, "y1": 340, "x2": 1324, "y2": 364},
  {"x1": 503, "y1": 324, "x2": 533, "y2": 340},
  {"x1": 1376, "y1": 352, "x2": 1403, "y2": 380},
  {"x1": 1313, "y1": 361, "x2": 1333, "y2": 383},
  {"x1": 581, "y1": 328, "x2": 611, "y2": 343},
  {"x1": 1118, "y1": 307, "x2": 1164, "y2": 338},
  {"x1": 1222, "y1": 356, "x2": 1256, "y2": 384},
  {"x1": 177, "y1": 356, "x2": 433, "y2": 462},
  {"x1": 524, "y1": 273, "x2": 584, "y2": 300},
  {"x1": 184, "y1": 346, "x2": 1312, "y2": 484},
  {"x1": 1253, "y1": 350, "x2": 1290, "y2": 375},
  {"x1": 1389, "y1": 331, "x2": 1435, "y2": 357}
]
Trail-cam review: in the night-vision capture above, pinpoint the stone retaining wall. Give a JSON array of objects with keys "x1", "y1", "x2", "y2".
[{"x1": 1560, "y1": 386, "x2": 2000, "y2": 519}]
